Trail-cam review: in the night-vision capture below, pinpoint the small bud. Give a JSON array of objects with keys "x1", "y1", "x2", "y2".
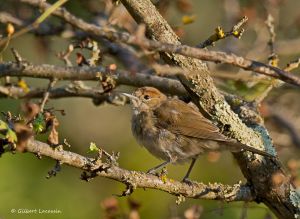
[
  {"x1": 215, "y1": 26, "x2": 225, "y2": 39},
  {"x1": 6, "y1": 23, "x2": 15, "y2": 36}
]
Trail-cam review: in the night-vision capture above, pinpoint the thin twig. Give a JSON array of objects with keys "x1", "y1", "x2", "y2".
[
  {"x1": 255, "y1": 14, "x2": 280, "y2": 103},
  {"x1": 266, "y1": 14, "x2": 277, "y2": 66},
  {"x1": 284, "y1": 58, "x2": 300, "y2": 72},
  {"x1": 196, "y1": 16, "x2": 247, "y2": 48},
  {"x1": 40, "y1": 79, "x2": 57, "y2": 112}
]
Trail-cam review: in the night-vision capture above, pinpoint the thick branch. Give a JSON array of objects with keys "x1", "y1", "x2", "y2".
[
  {"x1": 20, "y1": 0, "x2": 300, "y2": 87},
  {"x1": 0, "y1": 62, "x2": 186, "y2": 96},
  {"x1": 24, "y1": 139, "x2": 253, "y2": 202}
]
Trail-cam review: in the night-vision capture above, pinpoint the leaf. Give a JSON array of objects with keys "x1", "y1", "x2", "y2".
[
  {"x1": 32, "y1": 113, "x2": 46, "y2": 134},
  {"x1": 47, "y1": 116, "x2": 59, "y2": 145},
  {"x1": 181, "y1": 15, "x2": 196, "y2": 25},
  {"x1": 0, "y1": 120, "x2": 9, "y2": 131},
  {"x1": 215, "y1": 26, "x2": 225, "y2": 39},
  {"x1": 0, "y1": 120, "x2": 17, "y2": 144},
  {"x1": 14, "y1": 123, "x2": 33, "y2": 152},
  {"x1": 17, "y1": 79, "x2": 30, "y2": 93},
  {"x1": 22, "y1": 102, "x2": 40, "y2": 122},
  {"x1": 0, "y1": 120, "x2": 22, "y2": 154},
  {"x1": 76, "y1": 52, "x2": 89, "y2": 66},
  {"x1": 87, "y1": 142, "x2": 99, "y2": 153},
  {"x1": 6, "y1": 128, "x2": 17, "y2": 144}
]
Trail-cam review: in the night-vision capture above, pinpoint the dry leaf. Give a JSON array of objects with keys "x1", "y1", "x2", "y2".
[
  {"x1": 76, "y1": 52, "x2": 89, "y2": 66},
  {"x1": 44, "y1": 112, "x2": 59, "y2": 145},
  {"x1": 14, "y1": 123, "x2": 33, "y2": 152},
  {"x1": 22, "y1": 102, "x2": 40, "y2": 122}
]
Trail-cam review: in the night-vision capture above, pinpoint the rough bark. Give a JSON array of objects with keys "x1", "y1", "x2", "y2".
[{"x1": 25, "y1": 139, "x2": 254, "y2": 202}]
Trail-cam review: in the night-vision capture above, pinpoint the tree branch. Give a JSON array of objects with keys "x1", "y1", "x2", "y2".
[
  {"x1": 0, "y1": 84, "x2": 129, "y2": 106},
  {"x1": 0, "y1": 62, "x2": 187, "y2": 96},
  {"x1": 23, "y1": 139, "x2": 254, "y2": 202}
]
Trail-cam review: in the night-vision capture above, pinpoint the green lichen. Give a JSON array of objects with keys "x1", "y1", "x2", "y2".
[
  {"x1": 253, "y1": 125, "x2": 277, "y2": 156},
  {"x1": 289, "y1": 185, "x2": 300, "y2": 218}
]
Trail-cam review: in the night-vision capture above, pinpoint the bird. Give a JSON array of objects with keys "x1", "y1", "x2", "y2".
[{"x1": 123, "y1": 86, "x2": 273, "y2": 182}]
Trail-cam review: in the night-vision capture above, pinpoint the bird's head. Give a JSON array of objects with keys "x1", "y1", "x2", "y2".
[{"x1": 123, "y1": 87, "x2": 167, "y2": 112}]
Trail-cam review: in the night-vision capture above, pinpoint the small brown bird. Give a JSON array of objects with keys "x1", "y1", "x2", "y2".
[{"x1": 124, "y1": 87, "x2": 273, "y2": 182}]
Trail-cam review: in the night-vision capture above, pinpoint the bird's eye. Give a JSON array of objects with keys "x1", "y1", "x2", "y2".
[{"x1": 143, "y1": 95, "x2": 150, "y2": 100}]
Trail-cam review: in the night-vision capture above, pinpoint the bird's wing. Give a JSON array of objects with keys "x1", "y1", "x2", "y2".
[{"x1": 153, "y1": 99, "x2": 228, "y2": 142}]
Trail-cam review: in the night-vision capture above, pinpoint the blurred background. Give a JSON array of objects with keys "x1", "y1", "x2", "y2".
[{"x1": 0, "y1": 0, "x2": 300, "y2": 218}]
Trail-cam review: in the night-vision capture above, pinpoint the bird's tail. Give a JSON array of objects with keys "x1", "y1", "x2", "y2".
[{"x1": 227, "y1": 140, "x2": 276, "y2": 158}]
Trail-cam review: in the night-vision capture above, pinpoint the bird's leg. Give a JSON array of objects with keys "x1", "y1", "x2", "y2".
[
  {"x1": 146, "y1": 161, "x2": 170, "y2": 174},
  {"x1": 182, "y1": 158, "x2": 197, "y2": 184}
]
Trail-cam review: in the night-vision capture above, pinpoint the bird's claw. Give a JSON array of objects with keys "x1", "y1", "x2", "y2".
[
  {"x1": 147, "y1": 167, "x2": 168, "y2": 177},
  {"x1": 182, "y1": 177, "x2": 194, "y2": 185},
  {"x1": 146, "y1": 169, "x2": 156, "y2": 175}
]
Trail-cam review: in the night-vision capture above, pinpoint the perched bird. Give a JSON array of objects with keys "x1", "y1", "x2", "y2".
[{"x1": 123, "y1": 87, "x2": 273, "y2": 182}]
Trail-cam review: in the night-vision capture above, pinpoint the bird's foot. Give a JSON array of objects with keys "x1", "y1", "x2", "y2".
[
  {"x1": 146, "y1": 169, "x2": 157, "y2": 175},
  {"x1": 147, "y1": 167, "x2": 168, "y2": 178},
  {"x1": 146, "y1": 161, "x2": 170, "y2": 175},
  {"x1": 181, "y1": 177, "x2": 194, "y2": 186}
]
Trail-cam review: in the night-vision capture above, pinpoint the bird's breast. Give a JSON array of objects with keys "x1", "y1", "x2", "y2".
[{"x1": 131, "y1": 111, "x2": 169, "y2": 160}]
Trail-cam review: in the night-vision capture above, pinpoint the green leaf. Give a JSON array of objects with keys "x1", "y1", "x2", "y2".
[
  {"x1": 87, "y1": 142, "x2": 99, "y2": 153},
  {"x1": 32, "y1": 113, "x2": 46, "y2": 133},
  {"x1": 0, "y1": 119, "x2": 17, "y2": 144},
  {"x1": 6, "y1": 128, "x2": 17, "y2": 143},
  {"x1": 0, "y1": 120, "x2": 9, "y2": 131}
]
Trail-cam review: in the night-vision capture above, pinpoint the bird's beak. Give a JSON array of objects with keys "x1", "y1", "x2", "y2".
[
  {"x1": 121, "y1": 93, "x2": 139, "y2": 107},
  {"x1": 122, "y1": 93, "x2": 138, "y2": 101}
]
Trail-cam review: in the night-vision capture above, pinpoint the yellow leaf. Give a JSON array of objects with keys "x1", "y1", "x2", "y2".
[
  {"x1": 270, "y1": 58, "x2": 279, "y2": 67},
  {"x1": 17, "y1": 79, "x2": 30, "y2": 93},
  {"x1": 160, "y1": 175, "x2": 168, "y2": 183},
  {"x1": 232, "y1": 30, "x2": 239, "y2": 36},
  {"x1": 182, "y1": 15, "x2": 196, "y2": 25},
  {"x1": 215, "y1": 26, "x2": 225, "y2": 39}
]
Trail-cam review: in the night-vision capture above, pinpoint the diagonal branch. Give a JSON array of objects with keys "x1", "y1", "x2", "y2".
[{"x1": 23, "y1": 139, "x2": 254, "y2": 202}]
